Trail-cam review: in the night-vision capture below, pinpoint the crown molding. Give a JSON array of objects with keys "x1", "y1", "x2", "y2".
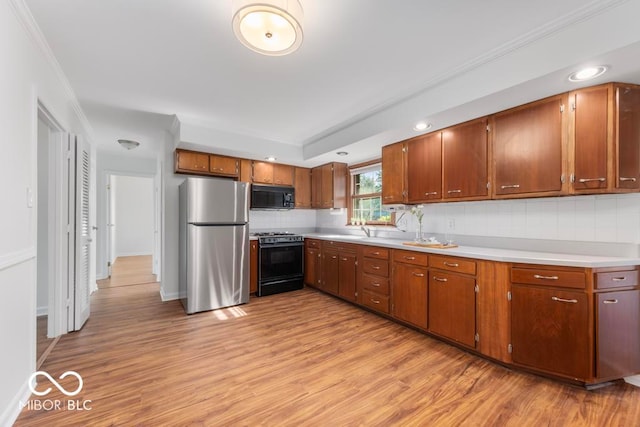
[
  {"x1": 303, "y1": 0, "x2": 631, "y2": 146},
  {"x1": 7, "y1": 0, "x2": 95, "y2": 143}
]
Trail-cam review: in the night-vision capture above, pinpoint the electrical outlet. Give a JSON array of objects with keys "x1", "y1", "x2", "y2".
[{"x1": 447, "y1": 218, "x2": 456, "y2": 230}]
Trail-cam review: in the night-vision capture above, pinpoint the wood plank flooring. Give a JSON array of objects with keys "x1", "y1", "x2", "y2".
[
  {"x1": 97, "y1": 255, "x2": 157, "y2": 288},
  {"x1": 15, "y1": 284, "x2": 640, "y2": 426}
]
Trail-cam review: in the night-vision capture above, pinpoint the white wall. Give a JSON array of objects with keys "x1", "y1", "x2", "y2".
[
  {"x1": 113, "y1": 175, "x2": 154, "y2": 257},
  {"x1": 0, "y1": 2, "x2": 93, "y2": 425},
  {"x1": 96, "y1": 151, "x2": 157, "y2": 278},
  {"x1": 249, "y1": 209, "x2": 316, "y2": 232},
  {"x1": 36, "y1": 117, "x2": 49, "y2": 315}
]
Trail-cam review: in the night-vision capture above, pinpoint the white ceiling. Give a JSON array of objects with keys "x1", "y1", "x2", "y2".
[{"x1": 24, "y1": 0, "x2": 640, "y2": 165}]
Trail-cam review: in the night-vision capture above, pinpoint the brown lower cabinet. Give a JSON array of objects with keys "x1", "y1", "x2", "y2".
[
  {"x1": 306, "y1": 239, "x2": 640, "y2": 386},
  {"x1": 249, "y1": 240, "x2": 258, "y2": 294}
]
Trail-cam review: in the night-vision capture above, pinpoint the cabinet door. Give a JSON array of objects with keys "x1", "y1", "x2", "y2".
[
  {"x1": 210, "y1": 155, "x2": 238, "y2": 177},
  {"x1": 408, "y1": 133, "x2": 442, "y2": 203},
  {"x1": 511, "y1": 285, "x2": 590, "y2": 380},
  {"x1": 617, "y1": 85, "x2": 640, "y2": 190},
  {"x1": 311, "y1": 166, "x2": 323, "y2": 208},
  {"x1": 322, "y1": 249, "x2": 340, "y2": 295},
  {"x1": 428, "y1": 270, "x2": 476, "y2": 348},
  {"x1": 493, "y1": 97, "x2": 563, "y2": 196},
  {"x1": 304, "y1": 247, "x2": 318, "y2": 286},
  {"x1": 392, "y1": 263, "x2": 428, "y2": 329},
  {"x1": 381, "y1": 142, "x2": 407, "y2": 204},
  {"x1": 294, "y1": 167, "x2": 312, "y2": 208},
  {"x1": 176, "y1": 150, "x2": 209, "y2": 173},
  {"x1": 597, "y1": 290, "x2": 640, "y2": 380},
  {"x1": 252, "y1": 161, "x2": 274, "y2": 184},
  {"x1": 273, "y1": 164, "x2": 294, "y2": 186},
  {"x1": 250, "y1": 240, "x2": 258, "y2": 294},
  {"x1": 321, "y1": 163, "x2": 334, "y2": 208},
  {"x1": 442, "y1": 118, "x2": 488, "y2": 199},
  {"x1": 572, "y1": 86, "x2": 609, "y2": 192},
  {"x1": 338, "y1": 253, "x2": 357, "y2": 301}
]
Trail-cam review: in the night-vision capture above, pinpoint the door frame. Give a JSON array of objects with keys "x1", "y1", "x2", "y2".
[{"x1": 103, "y1": 170, "x2": 161, "y2": 281}]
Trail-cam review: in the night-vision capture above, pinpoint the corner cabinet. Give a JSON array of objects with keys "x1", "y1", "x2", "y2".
[
  {"x1": 442, "y1": 118, "x2": 489, "y2": 201},
  {"x1": 175, "y1": 149, "x2": 209, "y2": 174}
]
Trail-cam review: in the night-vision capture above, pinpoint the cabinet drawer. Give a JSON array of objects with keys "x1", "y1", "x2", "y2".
[
  {"x1": 361, "y1": 290, "x2": 390, "y2": 314},
  {"x1": 361, "y1": 274, "x2": 389, "y2": 295},
  {"x1": 430, "y1": 255, "x2": 476, "y2": 275},
  {"x1": 305, "y1": 239, "x2": 321, "y2": 249},
  {"x1": 324, "y1": 240, "x2": 356, "y2": 253},
  {"x1": 392, "y1": 250, "x2": 428, "y2": 266},
  {"x1": 362, "y1": 258, "x2": 389, "y2": 277},
  {"x1": 596, "y1": 270, "x2": 638, "y2": 290},
  {"x1": 511, "y1": 267, "x2": 586, "y2": 289},
  {"x1": 361, "y1": 246, "x2": 389, "y2": 260}
]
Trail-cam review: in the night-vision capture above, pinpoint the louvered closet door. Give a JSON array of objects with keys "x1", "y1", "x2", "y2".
[{"x1": 74, "y1": 135, "x2": 91, "y2": 330}]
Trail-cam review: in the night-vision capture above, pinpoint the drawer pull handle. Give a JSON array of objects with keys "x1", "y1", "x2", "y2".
[
  {"x1": 578, "y1": 177, "x2": 605, "y2": 183},
  {"x1": 620, "y1": 177, "x2": 637, "y2": 182},
  {"x1": 551, "y1": 296, "x2": 577, "y2": 304},
  {"x1": 331, "y1": 255, "x2": 337, "y2": 259},
  {"x1": 425, "y1": 191, "x2": 438, "y2": 195},
  {"x1": 412, "y1": 272, "x2": 425, "y2": 277},
  {"x1": 371, "y1": 299, "x2": 381, "y2": 304},
  {"x1": 534, "y1": 274, "x2": 559, "y2": 280},
  {"x1": 433, "y1": 276, "x2": 448, "y2": 282},
  {"x1": 371, "y1": 265, "x2": 381, "y2": 270},
  {"x1": 371, "y1": 283, "x2": 381, "y2": 287},
  {"x1": 612, "y1": 277, "x2": 626, "y2": 282},
  {"x1": 371, "y1": 251, "x2": 380, "y2": 255},
  {"x1": 603, "y1": 299, "x2": 619, "y2": 304},
  {"x1": 404, "y1": 256, "x2": 416, "y2": 260},
  {"x1": 340, "y1": 257, "x2": 347, "y2": 261},
  {"x1": 447, "y1": 189, "x2": 462, "y2": 194},
  {"x1": 500, "y1": 184, "x2": 520, "y2": 189},
  {"x1": 443, "y1": 262, "x2": 459, "y2": 268}
]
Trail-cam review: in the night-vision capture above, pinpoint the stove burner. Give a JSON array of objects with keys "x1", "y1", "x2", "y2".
[{"x1": 252, "y1": 232, "x2": 296, "y2": 237}]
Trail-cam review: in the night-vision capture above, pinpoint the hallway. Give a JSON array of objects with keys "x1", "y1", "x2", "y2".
[{"x1": 97, "y1": 255, "x2": 157, "y2": 289}]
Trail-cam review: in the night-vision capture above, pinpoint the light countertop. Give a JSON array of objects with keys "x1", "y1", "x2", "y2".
[{"x1": 303, "y1": 233, "x2": 640, "y2": 268}]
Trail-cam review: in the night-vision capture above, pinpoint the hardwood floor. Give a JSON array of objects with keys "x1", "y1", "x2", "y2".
[
  {"x1": 15, "y1": 285, "x2": 640, "y2": 426},
  {"x1": 97, "y1": 255, "x2": 157, "y2": 288}
]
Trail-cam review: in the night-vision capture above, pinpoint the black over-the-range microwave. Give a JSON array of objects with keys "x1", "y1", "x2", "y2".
[{"x1": 250, "y1": 184, "x2": 295, "y2": 210}]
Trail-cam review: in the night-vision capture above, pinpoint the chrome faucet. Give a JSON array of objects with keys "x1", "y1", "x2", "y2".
[{"x1": 360, "y1": 225, "x2": 371, "y2": 238}]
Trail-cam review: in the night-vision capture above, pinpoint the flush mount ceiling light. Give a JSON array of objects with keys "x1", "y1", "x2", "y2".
[
  {"x1": 568, "y1": 66, "x2": 608, "y2": 82},
  {"x1": 265, "y1": 156, "x2": 277, "y2": 161},
  {"x1": 336, "y1": 151, "x2": 348, "y2": 156},
  {"x1": 232, "y1": 0, "x2": 304, "y2": 56},
  {"x1": 117, "y1": 139, "x2": 140, "y2": 150},
  {"x1": 413, "y1": 122, "x2": 432, "y2": 131}
]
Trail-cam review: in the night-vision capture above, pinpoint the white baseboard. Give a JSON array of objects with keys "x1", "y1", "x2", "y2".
[
  {"x1": 624, "y1": 375, "x2": 640, "y2": 387},
  {"x1": 160, "y1": 287, "x2": 179, "y2": 301},
  {"x1": 0, "y1": 376, "x2": 32, "y2": 427},
  {"x1": 36, "y1": 305, "x2": 47, "y2": 316},
  {"x1": 115, "y1": 252, "x2": 153, "y2": 258}
]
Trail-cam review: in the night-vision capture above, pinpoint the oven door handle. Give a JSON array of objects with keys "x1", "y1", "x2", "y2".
[{"x1": 259, "y1": 242, "x2": 304, "y2": 248}]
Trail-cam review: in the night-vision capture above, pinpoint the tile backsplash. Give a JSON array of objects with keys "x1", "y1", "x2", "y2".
[{"x1": 249, "y1": 209, "x2": 316, "y2": 232}]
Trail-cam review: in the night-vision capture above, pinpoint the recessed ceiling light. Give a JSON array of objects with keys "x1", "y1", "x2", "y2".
[
  {"x1": 265, "y1": 156, "x2": 277, "y2": 162},
  {"x1": 568, "y1": 66, "x2": 608, "y2": 82},
  {"x1": 336, "y1": 151, "x2": 348, "y2": 156},
  {"x1": 413, "y1": 122, "x2": 432, "y2": 131}
]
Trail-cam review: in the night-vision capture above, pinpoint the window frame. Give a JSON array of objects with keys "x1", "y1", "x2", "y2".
[{"x1": 347, "y1": 160, "x2": 395, "y2": 226}]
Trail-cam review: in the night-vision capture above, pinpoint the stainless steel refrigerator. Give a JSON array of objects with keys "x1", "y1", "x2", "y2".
[{"x1": 179, "y1": 177, "x2": 250, "y2": 314}]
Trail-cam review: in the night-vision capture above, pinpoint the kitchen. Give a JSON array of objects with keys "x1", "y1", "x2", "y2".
[{"x1": 3, "y1": 0, "x2": 640, "y2": 425}]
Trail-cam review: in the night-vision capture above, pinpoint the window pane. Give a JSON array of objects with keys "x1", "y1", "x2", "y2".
[
  {"x1": 354, "y1": 170, "x2": 382, "y2": 195},
  {"x1": 353, "y1": 196, "x2": 391, "y2": 222}
]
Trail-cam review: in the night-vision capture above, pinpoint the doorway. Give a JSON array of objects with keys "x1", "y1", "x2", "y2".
[{"x1": 98, "y1": 174, "x2": 158, "y2": 288}]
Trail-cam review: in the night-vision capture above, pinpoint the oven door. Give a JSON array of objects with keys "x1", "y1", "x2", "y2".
[{"x1": 259, "y1": 242, "x2": 304, "y2": 283}]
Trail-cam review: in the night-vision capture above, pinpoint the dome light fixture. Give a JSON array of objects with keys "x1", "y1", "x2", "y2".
[
  {"x1": 336, "y1": 151, "x2": 348, "y2": 156},
  {"x1": 117, "y1": 139, "x2": 140, "y2": 150},
  {"x1": 232, "y1": 0, "x2": 304, "y2": 56},
  {"x1": 265, "y1": 156, "x2": 277, "y2": 162},
  {"x1": 413, "y1": 122, "x2": 432, "y2": 132},
  {"x1": 568, "y1": 66, "x2": 608, "y2": 82}
]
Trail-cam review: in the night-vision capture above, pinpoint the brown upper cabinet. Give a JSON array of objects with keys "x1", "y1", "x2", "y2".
[
  {"x1": 209, "y1": 154, "x2": 239, "y2": 177},
  {"x1": 175, "y1": 149, "x2": 209, "y2": 174},
  {"x1": 294, "y1": 167, "x2": 312, "y2": 208},
  {"x1": 311, "y1": 162, "x2": 347, "y2": 209},
  {"x1": 252, "y1": 161, "x2": 294, "y2": 186},
  {"x1": 616, "y1": 84, "x2": 640, "y2": 191},
  {"x1": 407, "y1": 132, "x2": 442, "y2": 203},
  {"x1": 570, "y1": 85, "x2": 610, "y2": 194},
  {"x1": 492, "y1": 95, "x2": 565, "y2": 198},
  {"x1": 442, "y1": 118, "x2": 489, "y2": 200},
  {"x1": 381, "y1": 142, "x2": 407, "y2": 204}
]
